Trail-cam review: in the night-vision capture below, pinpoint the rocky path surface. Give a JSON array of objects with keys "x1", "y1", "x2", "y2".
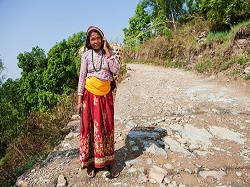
[{"x1": 16, "y1": 64, "x2": 250, "y2": 187}]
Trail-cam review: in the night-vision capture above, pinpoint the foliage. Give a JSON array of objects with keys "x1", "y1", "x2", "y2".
[
  {"x1": 237, "y1": 55, "x2": 249, "y2": 67},
  {"x1": 123, "y1": 0, "x2": 250, "y2": 48},
  {"x1": 206, "y1": 31, "x2": 231, "y2": 42},
  {"x1": 195, "y1": 59, "x2": 213, "y2": 73},
  {"x1": 245, "y1": 75, "x2": 250, "y2": 80},
  {"x1": 230, "y1": 69, "x2": 239, "y2": 77},
  {"x1": 125, "y1": 13, "x2": 250, "y2": 80},
  {"x1": 184, "y1": 0, "x2": 202, "y2": 14},
  {"x1": 199, "y1": 0, "x2": 250, "y2": 31},
  {"x1": 0, "y1": 79, "x2": 26, "y2": 157},
  {"x1": 123, "y1": 1, "x2": 151, "y2": 47},
  {"x1": 44, "y1": 32, "x2": 84, "y2": 95},
  {"x1": 17, "y1": 32, "x2": 85, "y2": 113},
  {"x1": 0, "y1": 31, "x2": 84, "y2": 186},
  {"x1": 1, "y1": 31, "x2": 85, "y2": 158},
  {"x1": 124, "y1": 0, "x2": 187, "y2": 48},
  {"x1": 0, "y1": 92, "x2": 77, "y2": 186},
  {"x1": 17, "y1": 47, "x2": 48, "y2": 113},
  {"x1": 0, "y1": 57, "x2": 5, "y2": 87}
]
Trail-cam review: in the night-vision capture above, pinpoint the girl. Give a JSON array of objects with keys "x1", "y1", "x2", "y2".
[{"x1": 77, "y1": 26, "x2": 120, "y2": 178}]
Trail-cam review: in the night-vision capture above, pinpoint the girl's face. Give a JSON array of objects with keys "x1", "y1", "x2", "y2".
[{"x1": 89, "y1": 32, "x2": 103, "y2": 51}]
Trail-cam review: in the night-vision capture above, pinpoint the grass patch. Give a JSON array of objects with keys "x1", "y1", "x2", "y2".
[
  {"x1": 169, "y1": 60, "x2": 184, "y2": 68},
  {"x1": 230, "y1": 69, "x2": 239, "y2": 76},
  {"x1": 16, "y1": 153, "x2": 47, "y2": 173},
  {"x1": 195, "y1": 59, "x2": 213, "y2": 73},
  {"x1": 219, "y1": 59, "x2": 233, "y2": 71},
  {"x1": 206, "y1": 31, "x2": 230, "y2": 42},
  {"x1": 237, "y1": 55, "x2": 249, "y2": 66},
  {"x1": 245, "y1": 75, "x2": 250, "y2": 80}
]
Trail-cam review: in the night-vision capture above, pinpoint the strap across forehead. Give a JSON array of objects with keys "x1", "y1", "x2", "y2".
[{"x1": 86, "y1": 26, "x2": 104, "y2": 38}]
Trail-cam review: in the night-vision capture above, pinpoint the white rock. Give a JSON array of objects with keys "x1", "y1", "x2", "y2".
[
  {"x1": 148, "y1": 167, "x2": 164, "y2": 183},
  {"x1": 164, "y1": 163, "x2": 174, "y2": 170},
  {"x1": 152, "y1": 165, "x2": 168, "y2": 175},
  {"x1": 56, "y1": 174, "x2": 67, "y2": 187},
  {"x1": 236, "y1": 171, "x2": 242, "y2": 177},
  {"x1": 199, "y1": 170, "x2": 226, "y2": 180},
  {"x1": 138, "y1": 173, "x2": 148, "y2": 183}
]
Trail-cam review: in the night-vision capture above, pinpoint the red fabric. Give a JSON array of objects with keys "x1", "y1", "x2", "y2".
[{"x1": 79, "y1": 89, "x2": 115, "y2": 169}]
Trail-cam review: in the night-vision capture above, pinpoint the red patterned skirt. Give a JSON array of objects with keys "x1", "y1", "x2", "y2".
[{"x1": 79, "y1": 89, "x2": 115, "y2": 169}]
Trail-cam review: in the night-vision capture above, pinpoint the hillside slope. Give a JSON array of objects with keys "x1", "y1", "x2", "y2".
[{"x1": 124, "y1": 18, "x2": 250, "y2": 82}]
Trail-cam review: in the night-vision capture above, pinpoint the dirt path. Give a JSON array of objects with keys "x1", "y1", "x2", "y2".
[{"x1": 16, "y1": 64, "x2": 250, "y2": 187}]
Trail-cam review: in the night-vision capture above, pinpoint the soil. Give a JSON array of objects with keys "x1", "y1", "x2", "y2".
[{"x1": 16, "y1": 64, "x2": 250, "y2": 187}]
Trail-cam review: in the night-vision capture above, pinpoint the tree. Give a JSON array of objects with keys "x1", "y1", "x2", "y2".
[
  {"x1": 17, "y1": 32, "x2": 85, "y2": 112},
  {"x1": 17, "y1": 47, "x2": 48, "y2": 113},
  {"x1": 145, "y1": 0, "x2": 171, "y2": 34},
  {"x1": 0, "y1": 57, "x2": 5, "y2": 87},
  {"x1": 199, "y1": 0, "x2": 250, "y2": 31},
  {"x1": 0, "y1": 79, "x2": 26, "y2": 157},
  {"x1": 123, "y1": 0, "x2": 187, "y2": 47},
  {"x1": 153, "y1": 0, "x2": 186, "y2": 30},
  {"x1": 123, "y1": 1, "x2": 151, "y2": 47},
  {"x1": 44, "y1": 31, "x2": 85, "y2": 95}
]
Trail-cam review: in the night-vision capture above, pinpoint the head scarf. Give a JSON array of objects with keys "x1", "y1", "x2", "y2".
[{"x1": 86, "y1": 26, "x2": 104, "y2": 38}]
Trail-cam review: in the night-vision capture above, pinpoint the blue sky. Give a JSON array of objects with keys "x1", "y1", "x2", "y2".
[{"x1": 0, "y1": 0, "x2": 140, "y2": 80}]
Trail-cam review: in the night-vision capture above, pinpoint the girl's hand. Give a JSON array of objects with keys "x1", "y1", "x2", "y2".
[
  {"x1": 103, "y1": 37, "x2": 110, "y2": 50},
  {"x1": 77, "y1": 103, "x2": 83, "y2": 116},
  {"x1": 103, "y1": 37, "x2": 111, "y2": 58},
  {"x1": 77, "y1": 96, "x2": 83, "y2": 116}
]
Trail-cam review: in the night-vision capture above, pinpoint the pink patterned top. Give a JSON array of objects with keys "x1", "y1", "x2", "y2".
[{"x1": 77, "y1": 49, "x2": 120, "y2": 96}]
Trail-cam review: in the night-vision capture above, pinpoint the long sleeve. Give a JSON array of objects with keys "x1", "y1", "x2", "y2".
[
  {"x1": 77, "y1": 55, "x2": 88, "y2": 96},
  {"x1": 108, "y1": 50, "x2": 120, "y2": 75}
]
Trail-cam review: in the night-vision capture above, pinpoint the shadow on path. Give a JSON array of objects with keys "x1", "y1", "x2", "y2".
[{"x1": 114, "y1": 126, "x2": 168, "y2": 173}]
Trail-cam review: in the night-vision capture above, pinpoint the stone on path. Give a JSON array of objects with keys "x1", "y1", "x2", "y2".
[
  {"x1": 56, "y1": 174, "x2": 67, "y2": 187},
  {"x1": 199, "y1": 170, "x2": 226, "y2": 180},
  {"x1": 209, "y1": 126, "x2": 246, "y2": 144},
  {"x1": 148, "y1": 166, "x2": 165, "y2": 184}
]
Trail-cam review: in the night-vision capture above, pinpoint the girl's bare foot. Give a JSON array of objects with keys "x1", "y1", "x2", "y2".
[
  {"x1": 109, "y1": 163, "x2": 120, "y2": 178},
  {"x1": 86, "y1": 166, "x2": 95, "y2": 178}
]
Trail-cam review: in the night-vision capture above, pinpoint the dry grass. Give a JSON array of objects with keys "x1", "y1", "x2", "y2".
[
  {"x1": 123, "y1": 17, "x2": 250, "y2": 80},
  {"x1": 0, "y1": 93, "x2": 77, "y2": 186}
]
